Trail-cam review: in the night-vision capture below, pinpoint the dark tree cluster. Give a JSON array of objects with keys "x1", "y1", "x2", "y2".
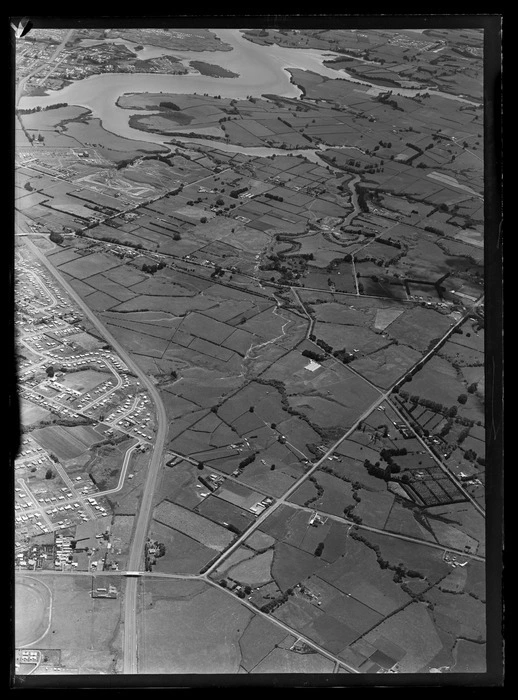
[
  {"x1": 238, "y1": 453, "x2": 256, "y2": 469},
  {"x1": 229, "y1": 187, "x2": 248, "y2": 198},
  {"x1": 141, "y1": 261, "x2": 166, "y2": 274},
  {"x1": 301, "y1": 349, "x2": 326, "y2": 363}
]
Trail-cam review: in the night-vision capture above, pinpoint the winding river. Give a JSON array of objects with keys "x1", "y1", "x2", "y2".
[{"x1": 18, "y1": 28, "x2": 479, "y2": 153}]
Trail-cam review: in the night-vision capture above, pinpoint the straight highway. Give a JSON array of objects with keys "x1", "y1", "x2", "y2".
[{"x1": 25, "y1": 238, "x2": 169, "y2": 674}]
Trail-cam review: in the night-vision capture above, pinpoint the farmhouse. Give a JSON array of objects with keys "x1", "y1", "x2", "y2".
[
  {"x1": 249, "y1": 502, "x2": 267, "y2": 515},
  {"x1": 304, "y1": 360, "x2": 321, "y2": 372},
  {"x1": 308, "y1": 512, "x2": 328, "y2": 527}
]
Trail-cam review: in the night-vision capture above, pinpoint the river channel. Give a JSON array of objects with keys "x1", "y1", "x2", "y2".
[{"x1": 18, "y1": 28, "x2": 479, "y2": 155}]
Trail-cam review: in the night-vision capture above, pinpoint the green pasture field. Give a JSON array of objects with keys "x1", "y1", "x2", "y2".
[
  {"x1": 251, "y1": 645, "x2": 335, "y2": 673},
  {"x1": 110, "y1": 293, "x2": 216, "y2": 316},
  {"x1": 166, "y1": 373, "x2": 236, "y2": 408},
  {"x1": 353, "y1": 489, "x2": 395, "y2": 529},
  {"x1": 426, "y1": 585, "x2": 486, "y2": 644},
  {"x1": 403, "y1": 354, "x2": 468, "y2": 406},
  {"x1": 126, "y1": 273, "x2": 200, "y2": 299},
  {"x1": 216, "y1": 481, "x2": 266, "y2": 511},
  {"x1": 137, "y1": 579, "x2": 250, "y2": 674},
  {"x1": 318, "y1": 533, "x2": 412, "y2": 616},
  {"x1": 165, "y1": 410, "x2": 208, "y2": 445},
  {"x1": 102, "y1": 315, "x2": 182, "y2": 340},
  {"x1": 20, "y1": 105, "x2": 91, "y2": 131},
  {"x1": 322, "y1": 587, "x2": 383, "y2": 635},
  {"x1": 423, "y1": 502, "x2": 485, "y2": 555},
  {"x1": 30, "y1": 425, "x2": 88, "y2": 460},
  {"x1": 20, "y1": 399, "x2": 51, "y2": 425},
  {"x1": 168, "y1": 430, "x2": 216, "y2": 456},
  {"x1": 238, "y1": 615, "x2": 288, "y2": 673},
  {"x1": 263, "y1": 349, "x2": 379, "y2": 420},
  {"x1": 217, "y1": 381, "x2": 276, "y2": 423},
  {"x1": 271, "y1": 542, "x2": 326, "y2": 592},
  {"x1": 447, "y1": 320, "x2": 484, "y2": 351},
  {"x1": 296, "y1": 520, "x2": 333, "y2": 556},
  {"x1": 15, "y1": 577, "x2": 51, "y2": 647},
  {"x1": 312, "y1": 302, "x2": 372, "y2": 326},
  {"x1": 180, "y1": 311, "x2": 235, "y2": 344},
  {"x1": 313, "y1": 521, "x2": 350, "y2": 564},
  {"x1": 202, "y1": 454, "x2": 249, "y2": 475},
  {"x1": 104, "y1": 321, "x2": 170, "y2": 358},
  {"x1": 221, "y1": 328, "x2": 256, "y2": 355},
  {"x1": 157, "y1": 460, "x2": 207, "y2": 510},
  {"x1": 350, "y1": 342, "x2": 421, "y2": 388},
  {"x1": 359, "y1": 529, "x2": 451, "y2": 584},
  {"x1": 66, "y1": 330, "x2": 106, "y2": 351},
  {"x1": 188, "y1": 337, "x2": 235, "y2": 362},
  {"x1": 287, "y1": 383, "x2": 376, "y2": 430},
  {"x1": 82, "y1": 273, "x2": 137, "y2": 303},
  {"x1": 87, "y1": 226, "x2": 144, "y2": 249},
  {"x1": 238, "y1": 461, "x2": 297, "y2": 497},
  {"x1": 66, "y1": 425, "x2": 103, "y2": 446},
  {"x1": 384, "y1": 501, "x2": 446, "y2": 542},
  {"x1": 359, "y1": 602, "x2": 444, "y2": 673},
  {"x1": 400, "y1": 235, "x2": 461, "y2": 273},
  {"x1": 208, "y1": 422, "x2": 242, "y2": 448},
  {"x1": 226, "y1": 550, "x2": 274, "y2": 586},
  {"x1": 439, "y1": 340, "x2": 483, "y2": 367},
  {"x1": 17, "y1": 574, "x2": 123, "y2": 674},
  {"x1": 451, "y1": 639, "x2": 486, "y2": 673},
  {"x1": 274, "y1": 415, "x2": 321, "y2": 456},
  {"x1": 189, "y1": 411, "x2": 221, "y2": 434},
  {"x1": 153, "y1": 500, "x2": 234, "y2": 551},
  {"x1": 287, "y1": 480, "x2": 317, "y2": 507},
  {"x1": 309, "y1": 471, "x2": 356, "y2": 516},
  {"x1": 56, "y1": 252, "x2": 122, "y2": 280},
  {"x1": 212, "y1": 547, "x2": 254, "y2": 577},
  {"x1": 313, "y1": 322, "x2": 391, "y2": 355},
  {"x1": 273, "y1": 596, "x2": 324, "y2": 633},
  {"x1": 258, "y1": 504, "x2": 302, "y2": 542},
  {"x1": 244, "y1": 530, "x2": 276, "y2": 552},
  {"x1": 196, "y1": 495, "x2": 254, "y2": 533},
  {"x1": 46, "y1": 247, "x2": 85, "y2": 267},
  {"x1": 84, "y1": 289, "x2": 123, "y2": 312},
  {"x1": 272, "y1": 509, "x2": 317, "y2": 551},
  {"x1": 148, "y1": 520, "x2": 215, "y2": 575},
  {"x1": 62, "y1": 117, "x2": 167, "y2": 162},
  {"x1": 161, "y1": 392, "x2": 202, "y2": 420},
  {"x1": 334, "y1": 439, "x2": 380, "y2": 463},
  {"x1": 300, "y1": 611, "x2": 360, "y2": 655},
  {"x1": 231, "y1": 411, "x2": 267, "y2": 436}
]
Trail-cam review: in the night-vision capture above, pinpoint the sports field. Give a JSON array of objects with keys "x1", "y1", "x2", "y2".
[{"x1": 15, "y1": 577, "x2": 52, "y2": 647}]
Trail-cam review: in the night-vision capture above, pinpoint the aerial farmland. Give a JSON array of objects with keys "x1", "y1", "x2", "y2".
[{"x1": 13, "y1": 22, "x2": 500, "y2": 683}]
